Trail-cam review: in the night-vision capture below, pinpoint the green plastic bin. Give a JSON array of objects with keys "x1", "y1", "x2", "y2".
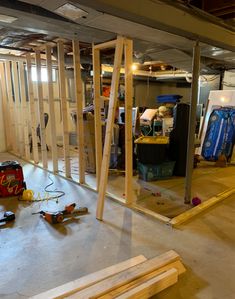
[{"x1": 138, "y1": 161, "x2": 175, "y2": 181}]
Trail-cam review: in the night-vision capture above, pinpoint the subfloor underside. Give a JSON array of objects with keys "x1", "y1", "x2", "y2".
[{"x1": 0, "y1": 152, "x2": 235, "y2": 299}]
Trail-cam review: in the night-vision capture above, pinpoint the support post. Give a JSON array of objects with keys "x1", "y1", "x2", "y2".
[
  {"x1": 57, "y1": 40, "x2": 71, "y2": 178},
  {"x1": 96, "y1": 36, "x2": 124, "y2": 220},
  {"x1": 124, "y1": 38, "x2": 134, "y2": 205},
  {"x1": 184, "y1": 41, "x2": 200, "y2": 204},
  {"x1": 46, "y1": 45, "x2": 58, "y2": 173},
  {"x1": 12, "y1": 61, "x2": 23, "y2": 156},
  {"x1": 73, "y1": 40, "x2": 85, "y2": 184},
  {"x1": 26, "y1": 53, "x2": 39, "y2": 164},
  {"x1": 18, "y1": 61, "x2": 31, "y2": 160},
  {"x1": 35, "y1": 50, "x2": 48, "y2": 168},
  {"x1": 92, "y1": 45, "x2": 102, "y2": 190}
]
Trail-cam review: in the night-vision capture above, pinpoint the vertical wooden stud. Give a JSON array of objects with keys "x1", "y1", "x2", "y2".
[
  {"x1": 92, "y1": 45, "x2": 103, "y2": 190},
  {"x1": 18, "y1": 61, "x2": 31, "y2": 160},
  {"x1": 46, "y1": 45, "x2": 58, "y2": 173},
  {"x1": 5, "y1": 61, "x2": 17, "y2": 153},
  {"x1": 35, "y1": 50, "x2": 48, "y2": 168},
  {"x1": 96, "y1": 36, "x2": 124, "y2": 220},
  {"x1": 57, "y1": 40, "x2": 71, "y2": 178},
  {"x1": 124, "y1": 38, "x2": 134, "y2": 205},
  {"x1": 0, "y1": 62, "x2": 11, "y2": 150},
  {"x1": 12, "y1": 61, "x2": 23, "y2": 156},
  {"x1": 26, "y1": 53, "x2": 39, "y2": 164},
  {"x1": 73, "y1": 40, "x2": 85, "y2": 184}
]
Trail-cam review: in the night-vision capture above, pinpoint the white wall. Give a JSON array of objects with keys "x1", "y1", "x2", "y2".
[{"x1": 0, "y1": 85, "x2": 6, "y2": 152}]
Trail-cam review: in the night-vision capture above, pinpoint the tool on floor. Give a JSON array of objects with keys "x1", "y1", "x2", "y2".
[
  {"x1": 0, "y1": 211, "x2": 15, "y2": 224},
  {"x1": 32, "y1": 203, "x2": 88, "y2": 224},
  {"x1": 0, "y1": 161, "x2": 26, "y2": 197}
]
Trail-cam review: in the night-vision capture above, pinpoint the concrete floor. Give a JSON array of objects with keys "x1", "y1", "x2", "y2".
[{"x1": 0, "y1": 152, "x2": 235, "y2": 299}]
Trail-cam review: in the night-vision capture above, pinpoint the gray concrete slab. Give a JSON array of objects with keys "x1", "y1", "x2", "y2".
[{"x1": 0, "y1": 153, "x2": 234, "y2": 299}]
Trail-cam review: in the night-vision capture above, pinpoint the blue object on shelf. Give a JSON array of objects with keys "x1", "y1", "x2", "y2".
[{"x1": 157, "y1": 94, "x2": 182, "y2": 103}]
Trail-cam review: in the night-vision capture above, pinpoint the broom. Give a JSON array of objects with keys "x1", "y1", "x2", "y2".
[{"x1": 215, "y1": 115, "x2": 229, "y2": 167}]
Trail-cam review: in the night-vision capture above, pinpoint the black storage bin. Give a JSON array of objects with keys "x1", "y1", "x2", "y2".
[{"x1": 135, "y1": 136, "x2": 169, "y2": 164}]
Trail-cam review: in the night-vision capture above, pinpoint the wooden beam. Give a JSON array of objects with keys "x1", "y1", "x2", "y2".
[
  {"x1": 35, "y1": 50, "x2": 48, "y2": 168},
  {"x1": 100, "y1": 260, "x2": 185, "y2": 298},
  {"x1": 67, "y1": 250, "x2": 180, "y2": 298},
  {"x1": 92, "y1": 45, "x2": 102, "y2": 190},
  {"x1": 5, "y1": 61, "x2": 17, "y2": 153},
  {"x1": 31, "y1": 255, "x2": 147, "y2": 299},
  {"x1": 12, "y1": 61, "x2": 23, "y2": 156},
  {"x1": 26, "y1": 53, "x2": 39, "y2": 164},
  {"x1": 18, "y1": 61, "x2": 31, "y2": 160},
  {"x1": 45, "y1": 45, "x2": 58, "y2": 173},
  {"x1": 170, "y1": 187, "x2": 235, "y2": 227},
  {"x1": 0, "y1": 62, "x2": 11, "y2": 150},
  {"x1": 96, "y1": 36, "x2": 124, "y2": 220},
  {"x1": 73, "y1": 40, "x2": 85, "y2": 184},
  {"x1": 114, "y1": 268, "x2": 178, "y2": 299},
  {"x1": 93, "y1": 39, "x2": 117, "y2": 50},
  {"x1": 57, "y1": 40, "x2": 71, "y2": 178},
  {"x1": 124, "y1": 38, "x2": 134, "y2": 205}
]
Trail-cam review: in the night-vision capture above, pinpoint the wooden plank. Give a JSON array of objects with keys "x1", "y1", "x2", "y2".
[
  {"x1": 46, "y1": 45, "x2": 58, "y2": 173},
  {"x1": 12, "y1": 61, "x2": 23, "y2": 156},
  {"x1": 96, "y1": 36, "x2": 124, "y2": 220},
  {"x1": 0, "y1": 62, "x2": 11, "y2": 150},
  {"x1": 92, "y1": 45, "x2": 102, "y2": 190},
  {"x1": 124, "y1": 38, "x2": 134, "y2": 205},
  {"x1": 170, "y1": 187, "x2": 235, "y2": 226},
  {"x1": 26, "y1": 53, "x2": 39, "y2": 164},
  {"x1": 57, "y1": 40, "x2": 71, "y2": 178},
  {"x1": 35, "y1": 50, "x2": 48, "y2": 168},
  {"x1": 5, "y1": 61, "x2": 17, "y2": 153},
  {"x1": 132, "y1": 204, "x2": 170, "y2": 224},
  {"x1": 67, "y1": 250, "x2": 180, "y2": 299},
  {"x1": 100, "y1": 260, "x2": 185, "y2": 299},
  {"x1": 94, "y1": 40, "x2": 117, "y2": 50},
  {"x1": 114, "y1": 268, "x2": 178, "y2": 299},
  {"x1": 73, "y1": 39, "x2": 85, "y2": 184},
  {"x1": 30, "y1": 255, "x2": 147, "y2": 299},
  {"x1": 18, "y1": 61, "x2": 31, "y2": 160}
]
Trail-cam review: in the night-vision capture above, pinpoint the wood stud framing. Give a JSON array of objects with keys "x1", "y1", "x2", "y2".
[
  {"x1": 0, "y1": 62, "x2": 11, "y2": 150},
  {"x1": 92, "y1": 44, "x2": 103, "y2": 190},
  {"x1": 57, "y1": 40, "x2": 71, "y2": 178},
  {"x1": 73, "y1": 40, "x2": 85, "y2": 184},
  {"x1": 46, "y1": 45, "x2": 58, "y2": 173},
  {"x1": 35, "y1": 50, "x2": 48, "y2": 168},
  {"x1": 26, "y1": 53, "x2": 39, "y2": 164},
  {"x1": 124, "y1": 39, "x2": 134, "y2": 205},
  {"x1": 12, "y1": 61, "x2": 23, "y2": 156},
  {"x1": 96, "y1": 36, "x2": 125, "y2": 220},
  {"x1": 5, "y1": 61, "x2": 17, "y2": 153},
  {"x1": 18, "y1": 61, "x2": 31, "y2": 160}
]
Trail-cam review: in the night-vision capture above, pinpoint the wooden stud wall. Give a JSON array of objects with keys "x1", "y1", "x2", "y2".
[
  {"x1": 46, "y1": 45, "x2": 58, "y2": 173},
  {"x1": 57, "y1": 40, "x2": 71, "y2": 178},
  {"x1": 73, "y1": 40, "x2": 85, "y2": 184}
]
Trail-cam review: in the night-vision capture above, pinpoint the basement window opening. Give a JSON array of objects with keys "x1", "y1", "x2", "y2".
[{"x1": 31, "y1": 66, "x2": 56, "y2": 82}]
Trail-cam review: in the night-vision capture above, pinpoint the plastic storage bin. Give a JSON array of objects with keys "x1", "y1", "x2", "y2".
[
  {"x1": 157, "y1": 94, "x2": 182, "y2": 103},
  {"x1": 138, "y1": 161, "x2": 175, "y2": 181},
  {"x1": 135, "y1": 136, "x2": 169, "y2": 164}
]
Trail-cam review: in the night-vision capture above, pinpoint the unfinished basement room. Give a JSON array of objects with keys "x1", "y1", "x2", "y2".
[{"x1": 0, "y1": 1, "x2": 234, "y2": 298}]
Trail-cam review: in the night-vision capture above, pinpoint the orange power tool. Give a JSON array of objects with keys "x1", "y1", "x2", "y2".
[{"x1": 32, "y1": 203, "x2": 88, "y2": 224}]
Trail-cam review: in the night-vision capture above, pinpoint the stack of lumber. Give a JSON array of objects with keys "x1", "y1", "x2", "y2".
[{"x1": 31, "y1": 250, "x2": 185, "y2": 299}]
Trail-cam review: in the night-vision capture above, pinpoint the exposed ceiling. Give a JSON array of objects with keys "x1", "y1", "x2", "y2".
[{"x1": 0, "y1": 0, "x2": 234, "y2": 76}]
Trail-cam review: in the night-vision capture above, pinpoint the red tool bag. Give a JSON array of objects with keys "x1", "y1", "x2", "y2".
[{"x1": 0, "y1": 161, "x2": 26, "y2": 197}]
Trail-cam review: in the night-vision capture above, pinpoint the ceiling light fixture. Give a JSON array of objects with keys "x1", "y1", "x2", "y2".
[
  {"x1": 0, "y1": 14, "x2": 17, "y2": 23},
  {"x1": 54, "y1": 3, "x2": 88, "y2": 21}
]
